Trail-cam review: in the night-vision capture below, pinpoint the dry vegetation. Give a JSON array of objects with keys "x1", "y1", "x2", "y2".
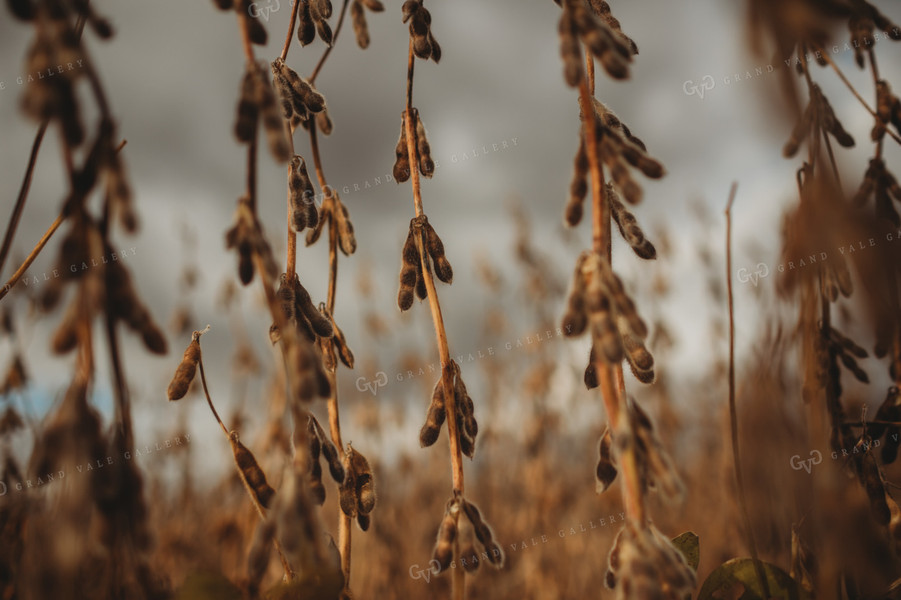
[{"x1": 2, "y1": 0, "x2": 901, "y2": 598}]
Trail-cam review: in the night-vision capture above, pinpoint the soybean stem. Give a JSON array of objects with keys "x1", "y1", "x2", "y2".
[
  {"x1": 725, "y1": 183, "x2": 771, "y2": 599},
  {"x1": 578, "y1": 47, "x2": 644, "y2": 525},
  {"x1": 310, "y1": 0, "x2": 351, "y2": 84}
]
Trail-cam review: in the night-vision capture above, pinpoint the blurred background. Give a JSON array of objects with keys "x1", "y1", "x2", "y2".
[{"x1": 2, "y1": 0, "x2": 901, "y2": 596}]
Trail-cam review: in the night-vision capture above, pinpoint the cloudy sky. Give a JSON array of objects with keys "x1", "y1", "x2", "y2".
[{"x1": 1, "y1": 0, "x2": 900, "y2": 470}]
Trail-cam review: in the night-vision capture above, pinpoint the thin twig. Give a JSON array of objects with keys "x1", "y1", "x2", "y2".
[
  {"x1": 280, "y1": 0, "x2": 301, "y2": 61},
  {"x1": 819, "y1": 49, "x2": 901, "y2": 146},
  {"x1": 0, "y1": 14, "x2": 90, "y2": 277},
  {"x1": 0, "y1": 123, "x2": 48, "y2": 278},
  {"x1": 0, "y1": 214, "x2": 64, "y2": 303},
  {"x1": 195, "y1": 329, "x2": 295, "y2": 578},
  {"x1": 310, "y1": 0, "x2": 351, "y2": 84},
  {"x1": 725, "y1": 183, "x2": 771, "y2": 599}
]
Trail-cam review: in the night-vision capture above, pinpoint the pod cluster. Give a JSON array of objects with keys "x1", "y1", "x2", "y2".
[
  {"x1": 419, "y1": 361, "x2": 478, "y2": 457},
  {"x1": 565, "y1": 102, "x2": 664, "y2": 221},
  {"x1": 393, "y1": 108, "x2": 434, "y2": 182},
  {"x1": 557, "y1": 0, "x2": 636, "y2": 85},
  {"x1": 605, "y1": 522, "x2": 696, "y2": 600},
  {"x1": 339, "y1": 445, "x2": 376, "y2": 531},
  {"x1": 397, "y1": 215, "x2": 452, "y2": 311},
  {"x1": 783, "y1": 83, "x2": 854, "y2": 158},
  {"x1": 305, "y1": 190, "x2": 357, "y2": 256},
  {"x1": 297, "y1": 0, "x2": 334, "y2": 47},
  {"x1": 271, "y1": 58, "x2": 327, "y2": 130},
  {"x1": 46, "y1": 218, "x2": 165, "y2": 357},
  {"x1": 402, "y1": 0, "x2": 441, "y2": 62},
  {"x1": 855, "y1": 157, "x2": 901, "y2": 226},
  {"x1": 287, "y1": 335, "x2": 332, "y2": 404},
  {"x1": 235, "y1": 61, "x2": 292, "y2": 162},
  {"x1": 432, "y1": 495, "x2": 503, "y2": 573},
  {"x1": 225, "y1": 195, "x2": 279, "y2": 286},
  {"x1": 609, "y1": 184, "x2": 656, "y2": 260},
  {"x1": 848, "y1": 2, "x2": 901, "y2": 68},
  {"x1": 564, "y1": 251, "x2": 655, "y2": 385},
  {"x1": 615, "y1": 399, "x2": 683, "y2": 501},
  {"x1": 305, "y1": 416, "x2": 345, "y2": 505},
  {"x1": 288, "y1": 155, "x2": 320, "y2": 233},
  {"x1": 779, "y1": 171, "x2": 856, "y2": 308},
  {"x1": 317, "y1": 303, "x2": 355, "y2": 373},
  {"x1": 825, "y1": 324, "x2": 869, "y2": 385},
  {"x1": 872, "y1": 80, "x2": 901, "y2": 142},
  {"x1": 229, "y1": 431, "x2": 276, "y2": 509},
  {"x1": 351, "y1": 0, "x2": 384, "y2": 49},
  {"x1": 17, "y1": 9, "x2": 95, "y2": 149},
  {"x1": 270, "y1": 272, "x2": 333, "y2": 343}
]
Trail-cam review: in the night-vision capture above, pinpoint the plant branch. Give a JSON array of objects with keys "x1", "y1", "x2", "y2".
[
  {"x1": 310, "y1": 0, "x2": 352, "y2": 84},
  {"x1": 0, "y1": 214, "x2": 63, "y2": 303},
  {"x1": 196, "y1": 329, "x2": 295, "y2": 579},
  {"x1": 819, "y1": 49, "x2": 901, "y2": 146},
  {"x1": 577, "y1": 47, "x2": 644, "y2": 525},
  {"x1": 280, "y1": 0, "x2": 301, "y2": 61},
  {"x1": 402, "y1": 34, "x2": 465, "y2": 600},
  {"x1": 0, "y1": 123, "x2": 48, "y2": 278}
]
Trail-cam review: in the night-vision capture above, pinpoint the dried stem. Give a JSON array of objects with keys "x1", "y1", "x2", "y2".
[
  {"x1": 725, "y1": 183, "x2": 771, "y2": 599},
  {"x1": 0, "y1": 214, "x2": 64, "y2": 303},
  {"x1": 279, "y1": 0, "x2": 301, "y2": 61},
  {"x1": 310, "y1": 115, "x2": 354, "y2": 590},
  {"x1": 819, "y1": 49, "x2": 901, "y2": 146},
  {"x1": 0, "y1": 13, "x2": 90, "y2": 281},
  {"x1": 577, "y1": 48, "x2": 644, "y2": 525},
  {"x1": 0, "y1": 122, "x2": 48, "y2": 278},
  {"x1": 194, "y1": 324, "x2": 295, "y2": 578},
  {"x1": 310, "y1": 0, "x2": 351, "y2": 84},
  {"x1": 402, "y1": 33, "x2": 466, "y2": 600}
]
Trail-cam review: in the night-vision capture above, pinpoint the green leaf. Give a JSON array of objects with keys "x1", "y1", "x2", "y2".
[
  {"x1": 697, "y1": 557, "x2": 811, "y2": 600},
  {"x1": 174, "y1": 572, "x2": 243, "y2": 600},
  {"x1": 671, "y1": 531, "x2": 700, "y2": 571}
]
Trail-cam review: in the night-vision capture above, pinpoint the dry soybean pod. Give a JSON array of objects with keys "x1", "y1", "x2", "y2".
[
  {"x1": 420, "y1": 376, "x2": 446, "y2": 447},
  {"x1": 229, "y1": 431, "x2": 276, "y2": 509},
  {"x1": 167, "y1": 329, "x2": 204, "y2": 401}
]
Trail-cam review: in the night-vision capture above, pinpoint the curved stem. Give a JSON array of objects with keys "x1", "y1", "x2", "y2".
[{"x1": 310, "y1": 0, "x2": 351, "y2": 84}]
